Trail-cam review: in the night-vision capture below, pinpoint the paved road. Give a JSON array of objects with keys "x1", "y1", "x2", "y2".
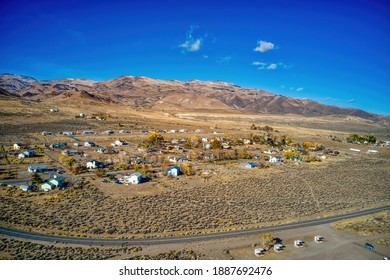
[{"x1": 0, "y1": 205, "x2": 389, "y2": 246}]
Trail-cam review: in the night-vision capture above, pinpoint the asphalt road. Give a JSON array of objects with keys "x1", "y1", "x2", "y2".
[{"x1": 0, "y1": 205, "x2": 389, "y2": 246}]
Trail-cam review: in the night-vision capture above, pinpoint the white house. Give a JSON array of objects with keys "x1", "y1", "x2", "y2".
[
  {"x1": 28, "y1": 165, "x2": 48, "y2": 173},
  {"x1": 41, "y1": 175, "x2": 65, "y2": 191},
  {"x1": 18, "y1": 149, "x2": 35, "y2": 159},
  {"x1": 114, "y1": 140, "x2": 125, "y2": 146},
  {"x1": 264, "y1": 149, "x2": 279, "y2": 154},
  {"x1": 86, "y1": 160, "x2": 103, "y2": 169},
  {"x1": 97, "y1": 147, "x2": 106, "y2": 153},
  {"x1": 124, "y1": 172, "x2": 143, "y2": 185},
  {"x1": 84, "y1": 141, "x2": 96, "y2": 147},
  {"x1": 41, "y1": 131, "x2": 54, "y2": 136},
  {"x1": 63, "y1": 131, "x2": 75, "y2": 136},
  {"x1": 167, "y1": 166, "x2": 181, "y2": 177},
  {"x1": 13, "y1": 142, "x2": 25, "y2": 150},
  {"x1": 245, "y1": 162, "x2": 257, "y2": 168},
  {"x1": 269, "y1": 156, "x2": 283, "y2": 163},
  {"x1": 50, "y1": 108, "x2": 59, "y2": 112},
  {"x1": 19, "y1": 185, "x2": 32, "y2": 191}
]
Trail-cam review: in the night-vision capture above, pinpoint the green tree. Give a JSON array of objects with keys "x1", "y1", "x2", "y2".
[
  {"x1": 95, "y1": 168, "x2": 105, "y2": 178},
  {"x1": 303, "y1": 141, "x2": 312, "y2": 150},
  {"x1": 284, "y1": 150, "x2": 299, "y2": 160},
  {"x1": 133, "y1": 163, "x2": 140, "y2": 172},
  {"x1": 239, "y1": 149, "x2": 252, "y2": 159},
  {"x1": 211, "y1": 139, "x2": 222, "y2": 149},
  {"x1": 73, "y1": 165, "x2": 84, "y2": 175},
  {"x1": 147, "y1": 132, "x2": 164, "y2": 147},
  {"x1": 30, "y1": 172, "x2": 43, "y2": 185},
  {"x1": 66, "y1": 158, "x2": 76, "y2": 168},
  {"x1": 141, "y1": 165, "x2": 149, "y2": 177},
  {"x1": 259, "y1": 233, "x2": 275, "y2": 249},
  {"x1": 183, "y1": 163, "x2": 195, "y2": 176}
]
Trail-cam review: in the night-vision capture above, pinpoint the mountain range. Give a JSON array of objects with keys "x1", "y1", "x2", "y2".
[{"x1": 0, "y1": 73, "x2": 387, "y2": 122}]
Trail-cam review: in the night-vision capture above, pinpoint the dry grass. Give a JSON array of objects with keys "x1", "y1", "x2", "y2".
[{"x1": 1, "y1": 155, "x2": 389, "y2": 237}]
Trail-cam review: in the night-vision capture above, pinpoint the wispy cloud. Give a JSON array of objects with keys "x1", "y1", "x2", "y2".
[
  {"x1": 267, "y1": 63, "x2": 277, "y2": 70},
  {"x1": 346, "y1": 98, "x2": 356, "y2": 103},
  {"x1": 252, "y1": 61, "x2": 288, "y2": 71},
  {"x1": 254, "y1": 40, "x2": 275, "y2": 52},
  {"x1": 296, "y1": 87, "x2": 304, "y2": 92},
  {"x1": 216, "y1": 56, "x2": 232, "y2": 65},
  {"x1": 179, "y1": 25, "x2": 203, "y2": 52}
]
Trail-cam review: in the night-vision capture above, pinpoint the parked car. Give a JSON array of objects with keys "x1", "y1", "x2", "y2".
[{"x1": 364, "y1": 243, "x2": 374, "y2": 250}]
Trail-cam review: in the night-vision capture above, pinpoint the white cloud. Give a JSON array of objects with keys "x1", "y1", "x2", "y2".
[
  {"x1": 296, "y1": 87, "x2": 304, "y2": 92},
  {"x1": 254, "y1": 40, "x2": 275, "y2": 52},
  {"x1": 346, "y1": 98, "x2": 356, "y2": 103},
  {"x1": 253, "y1": 61, "x2": 285, "y2": 70},
  {"x1": 267, "y1": 63, "x2": 277, "y2": 70},
  {"x1": 179, "y1": 25, "x2": 203, "y2": 52},
  {"x1": 180, "y1": 38, "x2": 201, "y2": 52}
]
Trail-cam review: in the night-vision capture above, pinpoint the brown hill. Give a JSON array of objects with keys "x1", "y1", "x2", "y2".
[{"x1": 0, "y1": 73, "x2": 387, "y2": 122}]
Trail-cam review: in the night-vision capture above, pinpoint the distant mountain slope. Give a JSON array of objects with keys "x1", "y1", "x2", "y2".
[{"x1": 0, "y1": 73, "x2": 387, "y2": 122}]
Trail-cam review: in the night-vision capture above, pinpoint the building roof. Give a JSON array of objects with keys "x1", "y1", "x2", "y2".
[
  {"x1": 168, "y1": 165, "x2": 180, "y2": 170},
  {"x1": 130, "y1": 172, "x2": 143, "y2": 177},
  {"x1": 29, "y1": 164, "x2": 48, "y2": 169}
]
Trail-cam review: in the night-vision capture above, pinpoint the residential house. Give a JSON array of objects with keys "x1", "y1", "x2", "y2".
[
  {"x1": 42, "y1": 131, "x2": 54, "y2": 136},
  {"x1": 245, "y1": 162, "x2": 257, "y2": 168},
  {"x1": 19, "y1": 185, "x2": 32, "y2": 191},
  {"x1": 124, "y1": 172, "x2": 144, "y2": 185},
  {"x1": 114, "y1": 140, "x2": 125, "y2": 146},
  {"x1": 119, "y1": 130, "x2": 131, "y2": 134},
  {"x1": 18, "y1": 149, "x2": 35, "y2": 159},
  {"x1": 86, "y1": 160, "x2": 104, "y2": 169},
  {"x1": 84, "y1": 141, "x2": 96, "y2": 147},
  {"x1": 74, "y1": 142, "x2": 81, "y2": 147},
  {"x1": 13, "y1": 142, "x2": 25, "y2": 150},
  {"x1": 83, "y1": 130, "x2": 95, "y2": 135},
  {"x1": 28, "y1": 165, "x2": 48, "y2": 173},
  {"x1": 41, "y1": 175, "x2": 66, "y2": 191},
  {"x1": 269, "y1": 156, "x2": 283, "y2": 163},
  {"x1": 63, "y1": 131, "x2": 75, "y2": 136},
  {"x1": 97, "y1": 147, "x2": 106, "y2": 153},
  {"x1": 50, "y1": 143, "x2": 67, "y2": 149},
  {"x1": 264, "y1": 149, "x2": 279, "y2": 154},
  {"x1": 105, "y1": 130, "x2": 114, "y2": 135},
  {"x1": 50, "y1": 108, "x2": 59, "y2": 112},
  {"x1": 167, "y1": 166, "x2": 181, "y2": 177},
  {"x1": 61, "y1": 149, "x2": 82, "y2": 156}
]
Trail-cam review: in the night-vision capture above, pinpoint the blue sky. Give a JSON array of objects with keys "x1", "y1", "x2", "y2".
[{"x1": 1, "y1": 0, "x2": 389, "y2": 115}]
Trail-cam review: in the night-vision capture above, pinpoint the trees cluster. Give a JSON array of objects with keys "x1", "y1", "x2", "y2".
[
  {"x1": 250, "y1": 124, "x2": 274, "y2": 132},
  {"x1": 346, "y1": 134, "x2": 376, "y2": 144},
  {"x1": 139, "y1": 132, "x2": 165, "y2": 148}
]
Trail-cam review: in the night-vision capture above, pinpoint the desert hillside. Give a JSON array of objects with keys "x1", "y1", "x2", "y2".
[{"x1": 0, "y1": 73, "x2": 387, "y2": 122}]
